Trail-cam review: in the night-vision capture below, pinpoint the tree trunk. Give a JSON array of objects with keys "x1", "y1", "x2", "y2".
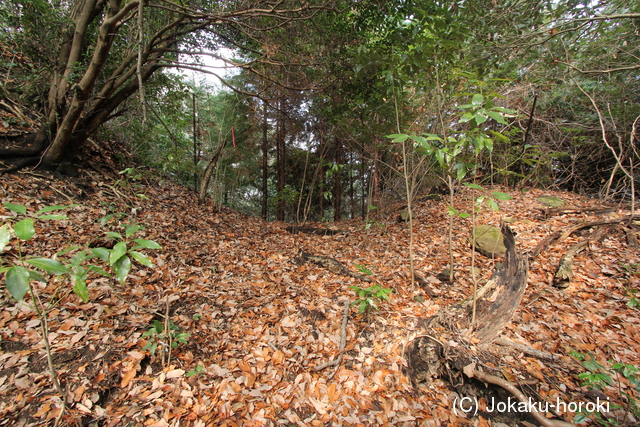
[
  {"x1": 276, "y1": 98, "x2": 286, "y2": 222},
  {"x1": 372, "y1": 144, "x2": 380, "y2": 208},
  {"x1": 42, "y1": 0, "x2": 140, "y2": 166},
  {"x1": 262, "y1": 100, "x2": 269, "y2": 220},
  {"x1": 333, "y1": 137, "x2": 342, "y2": 222},
  {"x1": 198, "y1": 140, "x2": 227, "y2": 204}
]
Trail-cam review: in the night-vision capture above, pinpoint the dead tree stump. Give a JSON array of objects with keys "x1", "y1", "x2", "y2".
[
  {"x1": 406, "y1": 224, "x2": 527, "y2": 377},
  {"x1": 404, "y1": 224, "x2": 578, "y2": 426}
]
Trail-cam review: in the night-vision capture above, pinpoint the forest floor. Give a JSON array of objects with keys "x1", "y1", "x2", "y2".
[{"x1": 0, "y1": 166, "x2": 639, "y2": 427}]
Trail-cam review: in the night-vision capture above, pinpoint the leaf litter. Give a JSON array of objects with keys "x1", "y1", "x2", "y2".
[{"x1": 0, "y1": 172, "x2": 639, "y2": 426}]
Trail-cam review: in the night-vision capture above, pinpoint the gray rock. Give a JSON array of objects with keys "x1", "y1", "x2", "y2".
[
  {"x1": 537, "y1": 196, "x2": 565, "y2": 207},
  {"x1": 470, "y1": 225, "x2": 506, "y2": 257}
]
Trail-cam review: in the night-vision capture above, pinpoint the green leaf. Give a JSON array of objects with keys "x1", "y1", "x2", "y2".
[
  {"x1": 486, "y1": 110, "x2": 507, "y2": 125},
  {"x1": 435, "y1": 150, "x2": 445, "y2": 168},
  {"x1": 464, "y1": 183, "x2": 483, "y2": 191},
  {"x1": 125, "y1": 225, "x2": 142, "y2": 238},
  {"x1": 113, "y1": 255, "x2": 131, "y2": 284},
  {"x1": 73, "y1": 276, "x2": 89, "y2": 303},
  {"x1": 25, "y1": 258, "x2": 70, "y2": 275},
  {"x1": 5, "y1": 266, "x2": 30, "y2": 300},
  {"x1": 573, "y1": 414, "x2": 587, "y2": 424},
  {"x1": 3, "y1": 202, "x2": 26, "y2": 215},
  {"x1": 35, "y1": 204, "x2": 74, "y2": 215},
  {"x1": 57, "y1": 246, "x2": 81, "y2": 257},
  {"x1": 153, "y1": 320, "x2": 164, "y2": 333},
  {"x1": 491, "y1": 191, "x2": 512, "y2": 201},
  {"x1": 489, "y1": 199, "x2": 499, "y2": 211},
  {"x1": 91, "y1": 247, "x2": 110, "y2": 262},
  {"x1": 447, "y1": 206, "x2": 458, "y2": 216},
  {"x1": 386, "y1": 134, "x2": 409, "y2": 143},
  {"x1": 458, "y1": 212, "x2": 471, "y2": 218},
  {"x1": 14, "y1": 218, "x2": 35, "y2": 240},
  {"x1": 490, "y1": 106, "x2": 515, "y2": 114},
  {"x1": 28, "y1": 270, "x2": 46, "y2": 283},
  {"x1": 35, "y1": 214, "x2": 68, "y2": 221},
  {"x1": 489, "y1": 130, "x2": 510, "y2": 142},
  {"x1": 474, "y1": 113, "x2": 488, "y2": 125},
  {"x1": 0, "y1": 224, "x2": 11, "y2": 252},
  {"x1": 455, "y1": 163, "x2": 468, "y2": 181},
  {"x1": 110, "y1": 241, "x2": 128, "y2": 265},
  {"x1": 459, "y1": 112, "x2": 474, "y2": 123},
  {"x1": 70, "y1": 250, "x2": 88, "y2": 269},
  {"x1": 132, "y1": 239, "x2": 162, "y2": 250},
  {"x1": 105, "y1": 231, "x2": 123, "y2": 240},
  {"x1": 358, "y1": 300, "x2": 368, "y2": 314},
  {"x1": 87, "y1": 265, "x2": 110, "y2": 276},
  {"x1": 129, "y1": 250, "x2": 154, "y2": 268},
  {"x1": 423, "y1": 133, "x2": 443, "y2": 141},
  {"x1": 484, "y1": 136, "x2": 494, "y2": 151},
  {"x1": 471, "y1": 94, "x2": 484, "y2": 106}
]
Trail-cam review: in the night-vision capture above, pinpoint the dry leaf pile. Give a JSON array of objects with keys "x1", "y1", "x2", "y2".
[{"x1": 0, "y1": 171, "x2": 639, "y2": 426}]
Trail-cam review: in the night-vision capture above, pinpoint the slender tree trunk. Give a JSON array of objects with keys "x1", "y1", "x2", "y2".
[
  {"x1": 349, "y1": 151, "x2": 354, "y2": 219},
  {"x1": 319, "y1": 165, "x2": 326, "y2": 220},
  {"x1": 361, "y1": 154, "x2": 367, "y2": 219},
  {"x1": 372, "y1": 144, "x2": 380, "y2": 208},
  {"x1": 262, "y1": 100, "x2": 269, "y2": 220},
  {"x1": 333, "y1": 137, "x2": 342, "y2": 222},
  {"x1": 198, "y1": 140, "x2": 227, "y2": 204},
  {"x1": 193, "y1": 92, "x2": 199, "y2": 193},
  {"x1": 276, "y1": 98, "x2": 286, "y2": 222}
]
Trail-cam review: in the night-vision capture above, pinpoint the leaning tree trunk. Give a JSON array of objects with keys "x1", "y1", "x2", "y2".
[{"x1": 198, "y1": 140, "x2": 227, "y2": 205}]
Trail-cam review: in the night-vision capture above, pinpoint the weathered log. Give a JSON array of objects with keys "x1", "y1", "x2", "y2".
[
  {"x1": 532, "y1": 215, "x2": 640, "y2": 257},
  {"x1": 536, "y1": 206, "x2": 615, "y2": 217},
  {"x1": 285, "y1": 226, "x2": 342, "y2": 236},
  {"x1": 297, "y1": 251, "x2": 371, "y2": 282},
  {"x1": 554, "y1": 226, "x2": 608, "y2": 288}
]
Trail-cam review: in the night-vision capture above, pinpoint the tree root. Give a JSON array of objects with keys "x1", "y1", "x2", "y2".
[{"x1": 469, "y1": 368, "x2": 575, "y2": 427}]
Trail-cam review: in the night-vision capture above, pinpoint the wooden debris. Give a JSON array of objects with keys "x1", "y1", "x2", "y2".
[
  {"x1": 298, "y1": 251, "x2": 372, "y2": 282},
  {"x1": 537, "y1": 206, "x2": 616, "y2": 217},
  {"x1": 531, "y1": 214, "x2": 640, "y2": 257},
  {"x1": 315, "y1": 300, "x2": 350, "y2": 380},
  {"x1": 406, "y1": 224, "x2": 528, "y2": 375},
  {"x1": 285, "y1": 226, "x2": 342, "y2": 236},
  {"x1": 404, "y1": 224, "x2": 578, "y2": 426},
  {"x1": 494, "y1": 338, "x2": 560, "y2": 362},
  {"x1": 530, "y1": 230, "x2": 561, "y2": 257},
  {"x1": 624, "y1": 226, "x2": 640, "y2": 250},
  {"x1": 554, "y1": 226, "x2": 608, "y2": 288}
]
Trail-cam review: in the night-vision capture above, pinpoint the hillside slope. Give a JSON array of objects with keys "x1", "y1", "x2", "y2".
[{"x1": 1, "y1": 171, "x2": 639, "y2": 426}]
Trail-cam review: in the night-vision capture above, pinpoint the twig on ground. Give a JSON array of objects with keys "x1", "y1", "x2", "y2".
[{"x1": 315, "y1": 300, "x2": 350, "y2": 380}]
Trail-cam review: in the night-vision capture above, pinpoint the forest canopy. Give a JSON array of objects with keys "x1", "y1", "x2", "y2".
[{"x1": 0, "y1": 0, "x2": 638, "y2": 221}]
